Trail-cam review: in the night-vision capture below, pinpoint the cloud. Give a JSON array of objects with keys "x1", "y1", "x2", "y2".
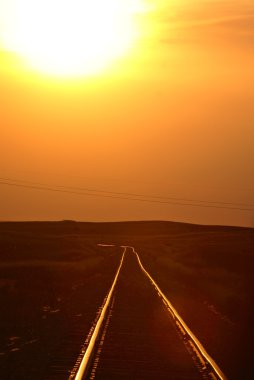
[{"x1": 156, "y1": 1, "x2": 254, "y2": 47}]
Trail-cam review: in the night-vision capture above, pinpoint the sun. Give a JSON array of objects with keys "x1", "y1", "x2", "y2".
[{"x1": 1, "y1": 0, "x2": 146, "y2": 77}]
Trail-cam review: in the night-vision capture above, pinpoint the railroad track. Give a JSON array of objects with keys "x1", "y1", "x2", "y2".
[
  {"x1": 69, "y1": 246, "x2": 227, "y2": 380},
  {"x1": 69, "y1": 249, "x2": 125, "y2": 380}
]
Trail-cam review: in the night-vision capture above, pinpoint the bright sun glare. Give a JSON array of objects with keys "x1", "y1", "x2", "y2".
[{"x1": 1, "y1": 0, "x2": 147, "y2": 77}]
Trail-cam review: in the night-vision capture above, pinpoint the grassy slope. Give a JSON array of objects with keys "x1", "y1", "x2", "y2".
[
  {"x1": 0, "y1": 222, "x2": 122, "y2": 380},
  {"x1": 130, "y1": 227, "x2": 254, "y2": 380}
]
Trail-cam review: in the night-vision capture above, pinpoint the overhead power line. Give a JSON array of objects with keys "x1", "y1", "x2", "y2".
[
  {"x1": 0, "y1": 176, "x2": 253, "y2": 208},
  {"x1": 0, "y1": 179, "x2": 253, "y2": 212}
]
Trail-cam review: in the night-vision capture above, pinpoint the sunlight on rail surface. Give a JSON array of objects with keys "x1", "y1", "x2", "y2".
[
  {"x1": 127, "y1": 246, "x2": 227, "y2": 380},
  {"x1": 70, "y1": 249, "x2": 125, "y2": 380},
  {"x1": 97, "y1": 244, "x2": 116, "y2": 247}
]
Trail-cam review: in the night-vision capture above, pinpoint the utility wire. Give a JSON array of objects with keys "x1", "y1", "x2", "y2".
[
  {"x1": 0, "y1": 176, "x2": 253, "y2": 208},
  {"x1": 58, "y1": 185, "x2": 254, "y2": 208},
  {"x1": 0, "y1": 180, "x2": 253, "y2": 212}
]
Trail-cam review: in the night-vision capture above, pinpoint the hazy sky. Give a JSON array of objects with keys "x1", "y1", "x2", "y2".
[{"x1": 1, "y1": 0, "x2": 254, "y2": 227}]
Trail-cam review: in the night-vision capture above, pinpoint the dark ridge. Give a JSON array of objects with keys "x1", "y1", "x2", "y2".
[{"x1": 0, "y1": 220, "x2": 252, "y2": 237}]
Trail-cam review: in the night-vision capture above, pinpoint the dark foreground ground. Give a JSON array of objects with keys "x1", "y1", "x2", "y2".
[{"x1": 0, "y1": 221, "x2": 253, "y2": 379}]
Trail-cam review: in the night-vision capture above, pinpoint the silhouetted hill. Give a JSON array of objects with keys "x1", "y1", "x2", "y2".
[{"x1": 0, "y1": 220, "x2": 251, "y2": 237}]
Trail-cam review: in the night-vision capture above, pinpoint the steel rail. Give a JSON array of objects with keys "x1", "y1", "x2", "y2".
[
  {"x1": 130, "y1": 246, "x2": 227, "y2": 380},
  {"x1": 73, "y1": 249, "x2": 125, "y2": 380}
]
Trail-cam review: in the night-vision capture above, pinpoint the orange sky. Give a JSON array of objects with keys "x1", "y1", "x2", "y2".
[{"x1": 1, "y1": 0, "x2": 254, "y2": 227}]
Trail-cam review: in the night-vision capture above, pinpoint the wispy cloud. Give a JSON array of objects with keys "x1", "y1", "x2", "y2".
[{"x1": 154, "y1": 0, "x2": 254, "y2": 46}]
